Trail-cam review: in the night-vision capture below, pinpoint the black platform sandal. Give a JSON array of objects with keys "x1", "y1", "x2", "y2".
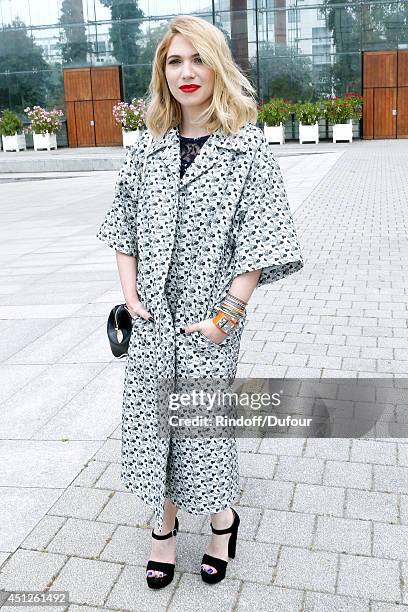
[
  {"x1": 146, "y1": 516, "x2": 179, "y2": 589},
  {"x1": 200, "y1": 507, "x2": 240, "y2": 584}
]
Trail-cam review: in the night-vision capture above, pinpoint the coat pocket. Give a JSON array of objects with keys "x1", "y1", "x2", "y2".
[
  {"x1": 196, "y1": 329, "x2": 230, "y2": 349},
  {"x1": 193, "y1": 312, "x2": 247, "y2": 351},
  {"x1": 131, "y1": 314, "x2": 154, "y2": 336}
]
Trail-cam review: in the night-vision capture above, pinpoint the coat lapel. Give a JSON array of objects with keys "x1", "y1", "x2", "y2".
[
  {"x1": 146, "y1": 122, "x2": 252, "y2": 357},
  {"x1": 146, "y1": 123, "x2": 250, "y2": 188}
]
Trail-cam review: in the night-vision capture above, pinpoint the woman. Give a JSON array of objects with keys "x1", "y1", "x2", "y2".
[{"x1": 96, "y1": 15, "x2": 303, "y2": 589}]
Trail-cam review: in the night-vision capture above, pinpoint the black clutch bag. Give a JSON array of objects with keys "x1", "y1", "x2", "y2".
[
  {"x1": 107, "y1": 304, "x2": 133, "y2": 359},
  {"x1": 106, "y1": 133, "x2": 154, "y2": 359}
]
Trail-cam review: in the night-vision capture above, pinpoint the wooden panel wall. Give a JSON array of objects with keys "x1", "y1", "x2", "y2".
[
  {"x1": 94, "y1": 100, "x2": 121, "y2": 146},
  {"x1": 64, "y1": 68, "x2": 92, "y2": 102},
  {"x1": 63, "y1": 65, "x2": 123, "y2": 147},
  {"x1": 363, "y1": 51, "x2": 397, "y2": 88},
  {"x1": 75, "y1": 101, "x2": 95, "y2": 146},
  {"x1": 397, "y1": 88, "x2": 408, "y2": 138},
  {"x1": 362, "y1": 88, "x2": 374, "y2": 140},
  {"x1": 374, "y1": 88, "x2": 396, "y2": 139},
  {"x1": 398, "y1": 50, "x2": 408, "y2": 86},
  {"x1": 65, "y1": 101, "x2": 77, "y2": 147},
  {"x1": 363, "y1": 51, "x2": 400, "y2": 139},
  {"x1": 91, "y1": 66, "x2": 121, "y2": 100},
  {"x1": 397, "y1": 51, "x2": 408, "y2": 138}
]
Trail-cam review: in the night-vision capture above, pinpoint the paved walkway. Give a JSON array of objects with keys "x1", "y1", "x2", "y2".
[
  {"x1": 0, "y1": 140, "x2": 350, "y2": 173},
  {"x1": 0, "y1": 140, "x2": 407, "y2": 610}
]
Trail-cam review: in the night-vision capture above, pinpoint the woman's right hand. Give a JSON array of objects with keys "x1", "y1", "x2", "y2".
[{"x1": 125, "y1": 298, "x2": 154, "y2": 321}]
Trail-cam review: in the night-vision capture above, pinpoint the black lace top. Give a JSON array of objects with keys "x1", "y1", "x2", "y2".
[{"x1": 179, "y1": 133, "x2": 211, "y2": 178}]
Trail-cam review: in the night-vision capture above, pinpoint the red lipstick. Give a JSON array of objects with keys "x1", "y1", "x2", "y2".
[{"x1": 179, "y1": 84, "x2": 201, "y2": 93}]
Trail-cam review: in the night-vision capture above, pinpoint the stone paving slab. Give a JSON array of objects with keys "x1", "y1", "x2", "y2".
[
  {"x1": 1, "y1": 139, "x2": 408, "y2": 609},
  {"x1": 0, "y1": 140, "x2": 351, "y2": 173}
]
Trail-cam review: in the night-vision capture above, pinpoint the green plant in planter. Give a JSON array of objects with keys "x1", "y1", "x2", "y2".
[
  {"x1": 293, "y1": 100, "x2": 323, "y2": 125},
  {"x1": 258, "y1": 98, "x2": 292, "y2": 127},
  {"x1": 113, "y1": 98, "x2": 146, "y2": 131},
  {"x1": 323, "y1": 95, "x2": 363, "y2": 124},
  {"x1": 24, "y1": 106, "x2": 64, "y2": 135},
  {"x1": 345, "y1": 94, "x2": 363, "y2": 121},
  {"x1": 0, "y1": 110, "x2": 24, "y2": 137}
]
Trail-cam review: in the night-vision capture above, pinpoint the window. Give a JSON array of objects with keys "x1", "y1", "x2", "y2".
[{"x1": 288, "y1": 9, "x2": 299, "y2": 23}]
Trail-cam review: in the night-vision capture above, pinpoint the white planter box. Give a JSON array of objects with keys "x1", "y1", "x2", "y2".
[
  {"x1": 264, "y1": 123, "x2": 285, "y2": 145},
  {"x1": 2, "y1": 133, "x2": 26, "y2": 152},
  {"x1": 122, "y1": 128, "x2": 142, "y2": 148},
  {"x1": 299, "y1": 122, "x2": 319, "y2": 144},
  {"x1": 33, "y1": 132, "x2": 57, "y2": 151},
  {"x1": 333, "y1": 120, "x2": 353, "y2": 143}
]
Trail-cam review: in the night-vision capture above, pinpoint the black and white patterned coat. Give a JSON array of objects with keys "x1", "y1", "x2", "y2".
[{"x1": 96, "y1": 121, "x2": 304, "y2": 529}]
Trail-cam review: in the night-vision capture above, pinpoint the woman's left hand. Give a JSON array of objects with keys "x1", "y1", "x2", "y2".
[{"x1": 183, "y1": 318, "x2": 228, "y2": 344}]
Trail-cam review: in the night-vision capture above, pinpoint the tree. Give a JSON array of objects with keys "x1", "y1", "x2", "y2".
[
  {"x1": 322, "y1": 0, "x2": 361, "y2": 95},
  {"x1": 255, "y1": 41, "x2": 316, "y2": 102},
  {"x1": 130, "y1": 22, "x2": 168, "y2": 99},
  {"x1": 99, "y1": 0, "x2": 144, "y2": 97},
  {"x1": 59, "y1": 0, "x2": 90, "y2": 65},
  {"x1": 323, "y1": 0, "x2": 408, "y2": 95},
  {"x1": 0, "y1": 19, "x2": 51, "y2": 112},
  {"x1": 380, "y1": 3, "x2": 408, "y2": 47},
  {"x1": 100, "y1": 0, "x2": 144, "y2": 66}
]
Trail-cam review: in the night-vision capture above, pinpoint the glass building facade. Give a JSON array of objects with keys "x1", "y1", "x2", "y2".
[{"x1": 0, "y1": 0, "x2": 407, "y2": 137}]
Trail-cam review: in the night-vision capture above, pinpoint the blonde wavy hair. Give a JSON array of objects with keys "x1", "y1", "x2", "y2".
[{"x1": 144, "y1": 15, "x2": 258, "y2": 137}]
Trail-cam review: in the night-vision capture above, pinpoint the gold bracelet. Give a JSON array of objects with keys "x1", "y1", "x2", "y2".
[
  {"x1": 220, "y1": 299, "x2": 246, "y2": 316},
  {"x1": 219, "y1": 304, "x2": 245, "y2": 319},
  {"x1": 222, "y1": 298, "x2": 247, "y2": 313},
  {"x1": 226, "y1": 292, "x2": 248, "y2": 307},
  {"x1": 213, "y1": 311, "x2": 238, "y2": 334},
  {"x1": 221, "y1": 295, "x2": 246, "y2": 311}
]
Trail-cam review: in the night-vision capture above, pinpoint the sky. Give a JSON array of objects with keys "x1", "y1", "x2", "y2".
[{"x1": 0, "y1": 0, "x2": 205, "y2": 29}]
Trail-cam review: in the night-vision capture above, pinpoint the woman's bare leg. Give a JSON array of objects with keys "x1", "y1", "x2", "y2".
[
  {"x1": 146, "y1": 498, "x2": 179, "y2": 578},
  {"x1": 201, "y1": 506, "x2": 234, "y2": 575}
]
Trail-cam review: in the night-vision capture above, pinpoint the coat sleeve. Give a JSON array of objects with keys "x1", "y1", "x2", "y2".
[
  {"x1": 95, "y1": 143, "x2": 141, "y2": 257},
  {"x1": 231, "y1": 139, "x2": 304, "y2": 287}
]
